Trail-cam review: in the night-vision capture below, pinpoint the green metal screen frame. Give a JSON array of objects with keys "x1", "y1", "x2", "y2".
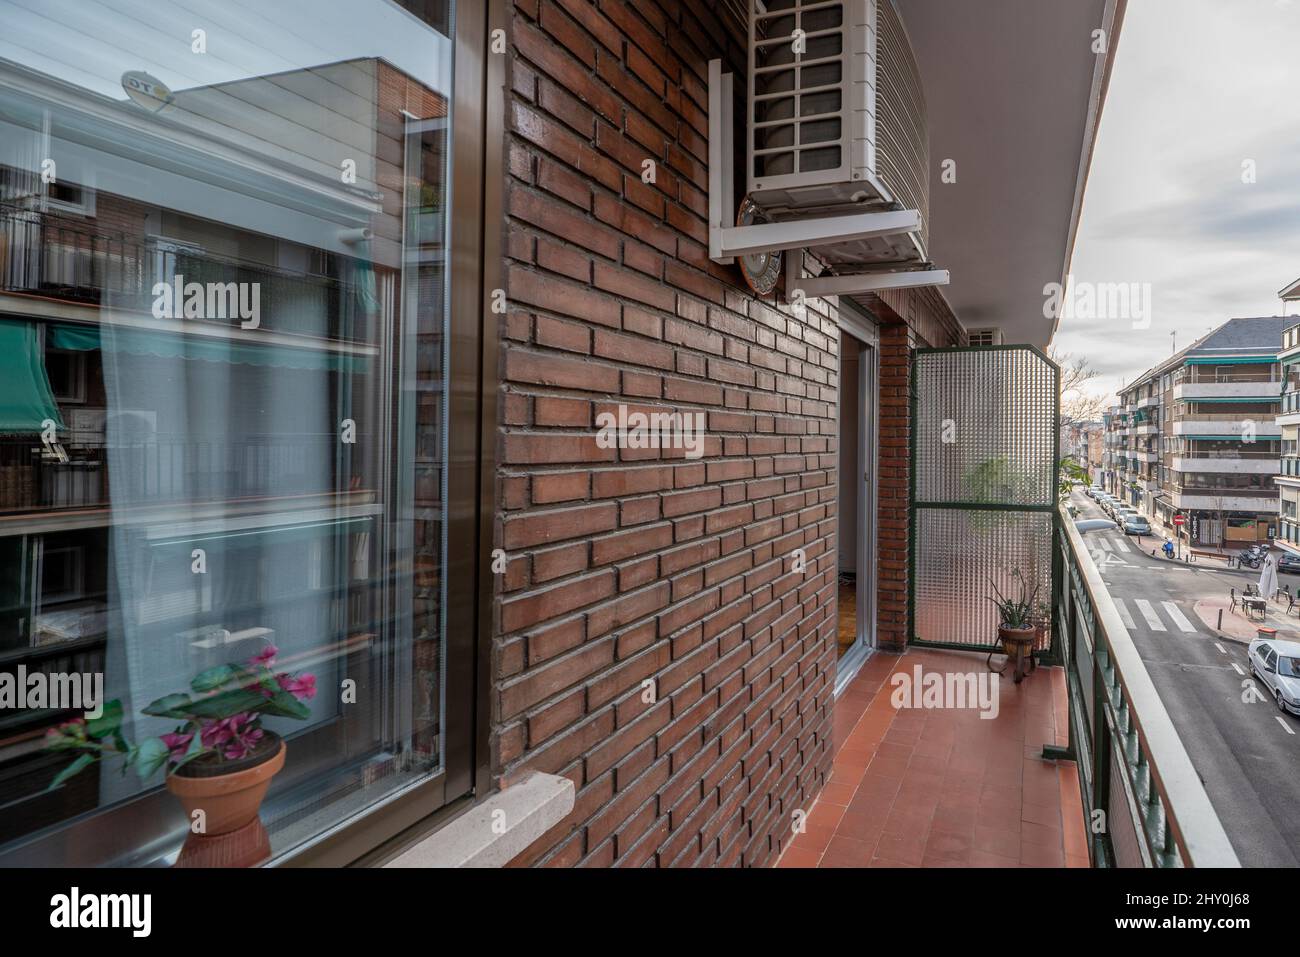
[{"x1": 907, "y1": 343, "x2": 1061, "y2": 656}]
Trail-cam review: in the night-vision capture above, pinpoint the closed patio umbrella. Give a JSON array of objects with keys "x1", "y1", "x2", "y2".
[{"x1": 1259, "y1": 553, "x2": 1279, "y2": 601}]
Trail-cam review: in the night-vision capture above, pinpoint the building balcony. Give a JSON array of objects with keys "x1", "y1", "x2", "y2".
[
  {"x1": 1170, "y1": 415, "x2": 1282, "y2": 438},
  {"x1": 781, "y1": 507, "x2": 1238, "y2": 868},
  {"x1": 0, "y1": 434, "x2": 373, "y2": 520},
  {"x1": 1136, "y1": 395, "x2": 1159, "y2": 408},
  {"x1": 1132, "y1": 450, "x2": 1157, "y2": 463},
  {"x1": 0, "y1": 202, "x2": 379, "y2": 345},
  {"x1": 1174, "y1": 381, "x2": 1281, "y2": 401},
  {"x1": 1170, "y1": 453, "x2": 1280, "y2": 475},
  {"x1": 1169, "y1": 487, "x2": 1279, "y2": 512}
]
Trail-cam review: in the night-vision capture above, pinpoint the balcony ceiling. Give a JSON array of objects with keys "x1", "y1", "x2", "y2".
[{"x1": 898, "y1": 0, "x2": 1122, "y2": 347}]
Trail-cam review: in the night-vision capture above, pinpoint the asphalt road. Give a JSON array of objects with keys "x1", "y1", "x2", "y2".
[{"x1": 1071, "y1": 489, "x2": 1300, "y2": 866}]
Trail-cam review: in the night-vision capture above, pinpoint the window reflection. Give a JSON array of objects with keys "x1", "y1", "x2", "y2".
[{"x1": 0, "y1": 0, "x2": 452, "y2": 864}]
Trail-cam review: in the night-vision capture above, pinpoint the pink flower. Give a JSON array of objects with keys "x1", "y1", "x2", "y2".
[
  {"x1": 277, "y1": 673, "x2": 317, "y2": 701},
  {"x1": 200, "y1": 713, "x2": 264, "y2": 760},
  {"x1": 249, "y1": 645, "x2": 278, "y2": 668},
  {"x1": 160, "y1": 731, "x2": 194, "y2": 762}
]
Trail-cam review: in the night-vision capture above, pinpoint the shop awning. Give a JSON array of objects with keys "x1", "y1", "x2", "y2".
[
  {"x1": 48, "y1": 324, "x2": 372, "y2": 374},
  {"x1": 0, "y1": 320, "x2": 65, "y2": 434}
]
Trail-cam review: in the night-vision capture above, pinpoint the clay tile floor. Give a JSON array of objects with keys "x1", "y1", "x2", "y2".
[{"x1": 778, "y1": 648, "x2": 1089, "y2": 868}]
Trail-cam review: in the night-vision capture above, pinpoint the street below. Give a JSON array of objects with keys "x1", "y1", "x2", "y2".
[{"x1": 1071, "y1": 489, "x2": 1300, "y2": 866}]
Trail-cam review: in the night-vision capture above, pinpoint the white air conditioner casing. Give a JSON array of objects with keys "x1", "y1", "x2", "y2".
[{"x1": 747, "y1": 0, "x2": 929, "y2": 267}]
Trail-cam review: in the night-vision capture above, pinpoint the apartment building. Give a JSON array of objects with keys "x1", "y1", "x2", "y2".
[
  {"x1": 0, "y1": 0, "x2": 1168, "y2": 871},
  {"x1": 1104, "y1": 317, "x2": 1285, "y2": 547},
  {"x1": 1273, "y1": 278, "x2": 1300, "y2": 552}
]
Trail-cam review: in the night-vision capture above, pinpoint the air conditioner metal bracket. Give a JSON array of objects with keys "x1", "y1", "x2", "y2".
[
  {"x1": 785, "y1": 267, "x2": 951, "y2": 299},
  {"x1": 708, "y1": 59, "x2": 927, "y2": 267}
]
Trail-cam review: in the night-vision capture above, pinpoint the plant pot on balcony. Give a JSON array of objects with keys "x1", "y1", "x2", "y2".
[
  {"x1": 997, "y1": 626, "x2": 1036, "y2": 684},
  {"x1": 166, "y1": 733, "x2": 285, "y2": 868}
]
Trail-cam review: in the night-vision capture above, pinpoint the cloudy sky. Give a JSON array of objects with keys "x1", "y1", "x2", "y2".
[{"x1": 1053, "y1": 0, "x2": 1300, "y2": 404}]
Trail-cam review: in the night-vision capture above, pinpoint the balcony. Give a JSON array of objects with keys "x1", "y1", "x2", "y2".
[
  {"x1": 1174, "y1": 380, "x2": 1281, "y2": 401},
  {"x1": 0, "y1": 202, "x2": 379, "y2": 345},
  {"x1": 1170, "y1": 451, "x2": 1280, "y2": 474},
  {"x1": 0, "y1": 433, "x2": 368, "y2": 519},
  {"x1": 1170, "y1": 414, "x2": 1282, "y2": 438},
  {"x1": 780, "y1": 506, "x2": 1238, "y2": 868},
  {"x1": 1169, "y1": 486, "x2": 1279, "y2": 512}
]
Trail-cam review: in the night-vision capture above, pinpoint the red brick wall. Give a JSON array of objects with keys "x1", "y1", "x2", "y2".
[{"x1": 494, "y1": 0, "x2": 840, "y2": 867}]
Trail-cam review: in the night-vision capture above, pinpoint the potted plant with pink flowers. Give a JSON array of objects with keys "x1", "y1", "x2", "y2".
[{"x1": 45, "y1": 644, "x2": 315, "y2": 867}]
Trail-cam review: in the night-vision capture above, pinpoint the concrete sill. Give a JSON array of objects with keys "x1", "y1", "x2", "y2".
[{"x1": 383, "y1": 772, "x2": 574, "y2": 868}]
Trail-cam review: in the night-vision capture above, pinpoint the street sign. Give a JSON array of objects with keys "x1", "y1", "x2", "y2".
[{"x1": 1173, "y1": 514, "x2": 1185, "y2": 526}]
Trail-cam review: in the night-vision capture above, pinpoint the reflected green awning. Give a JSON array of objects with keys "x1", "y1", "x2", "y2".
[
  {"x1": 0, "y1": 320, "x2": 65, "y2": 434},
  {"x1": 48, "y1": 324, "x2": 372, "y2": 374}
]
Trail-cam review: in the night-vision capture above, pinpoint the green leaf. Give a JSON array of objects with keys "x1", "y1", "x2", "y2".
[
  {"x1": 85, "y1": 699, "x2": 123, "y2": 740},
  {"x1": 183, "y1": 688, "x2": 269, "y2": 720},
  {"x1": 142, "y1": 692, "x2": 199, "y2": 720},
  {"x1": 48, "y1": 753, "x2": 95, "y2": 791},
  {"x1": 133, "y1": 737, "x2": 170, "y2": 781},
  {"x1": 191, "y1": 665, "x2": 238, "y2": 694},
  {"x1": 257, "y1": 690, "x2": 311, "y2": 720}
]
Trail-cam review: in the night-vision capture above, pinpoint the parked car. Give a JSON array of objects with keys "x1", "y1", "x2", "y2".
[
  {"x1": 1087, "y1": 486, "x2": 1104, "y2": 499},
  {"x1": 1278, "y1": 553, "x2": 1300, "y2": 576},
  {"x1": 1122, "y1": 515, "x2": 1151, "y2": 535},
  {"x1": 1074, "y1": 519, "x2": 1116, "y2": 534},
  {"x1": 1248, "y1": 637, "x2": 1300, "y2": 715}
]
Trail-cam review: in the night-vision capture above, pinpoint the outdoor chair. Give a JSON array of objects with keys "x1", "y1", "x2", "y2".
[{"x1": 1230, "y1": 588, "x2": 1239, "y2": 614}]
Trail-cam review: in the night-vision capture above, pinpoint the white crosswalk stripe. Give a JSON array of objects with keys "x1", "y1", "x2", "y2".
[
  {"x1": 1096, "y1": 538, "x2": 1112, "y2": 553},
  {"x1": 1134, "y1": 599, "x2": 1166, "y2": 631},
  {"x1": 1161, "y1": 601, "x2": 1198, "y2": 633},
  {"x1": 1113, "y1": 597, "x2": 1137, "y2": 630},
  {"x1": 1111, "y1": 537, "x2": 1131, "y2": 553}
]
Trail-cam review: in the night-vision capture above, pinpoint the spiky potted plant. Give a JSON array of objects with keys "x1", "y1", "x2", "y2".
[
  {"x1": 44, "y1": 644, "x2": 315, "y2": 867},
  {"x1": 989, "y1": 570, "x2": 1040, "y2": 684}
]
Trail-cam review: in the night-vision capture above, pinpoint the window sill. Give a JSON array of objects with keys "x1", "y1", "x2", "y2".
[{"x1": 382, "y1": 772, "x2": 574, "y2": 868}]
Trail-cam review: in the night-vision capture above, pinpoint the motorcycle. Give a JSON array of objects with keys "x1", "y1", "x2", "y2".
[{"x1": 1237, "y1": 545, "x2": 1265, "y2": 569}]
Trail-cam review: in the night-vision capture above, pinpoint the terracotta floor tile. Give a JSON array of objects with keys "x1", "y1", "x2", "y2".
[
  {"x1": 969, "y1": 851, "x2": 1022, "y2": 867},
  {"x1": 1021, "y1": 820, "x2": 1063, "y2": 849},
  {"x1": 973, "y1": 824, "x2": 1021, "y2": 859},
  {"x1": 1020, "y1": 840, "x2": 1066, "y2": 867},
  {"x1": 930, "y1": 805, "x2": 977, "y2": 836},
  {"x1": 924, "y1": 829, "x2": 973, "y2": 862},
  {"x1": 819, "y1": 835, "x2": 876, "y2": 868},
  {"x1": 819, "y1": 780, "x2": 859, "y2": 806},
  {"x1": 777, "y1": 846, "x2": 822, "y2": 868},
  {"x1": 873, "y1": 831, "x2": 928, "y2": 866},
  {"x1": 835, "y1": 810, "x2": 885, "y2": 848},
  {"x1": 1021, "y1": 799, "x2": 1061, "y2": 829}
]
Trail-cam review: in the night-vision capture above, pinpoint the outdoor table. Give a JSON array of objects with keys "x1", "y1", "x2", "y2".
[{"x1": 1244, "y1": 596, "x2": 1268, "y2": 621}]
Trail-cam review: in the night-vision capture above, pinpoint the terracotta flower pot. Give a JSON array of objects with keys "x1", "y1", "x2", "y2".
[
  {"x1": 167, "y1": 734, "x2": 285, "y2": 868},
  {"x1": 997, "y1": 625, "x2": 1036, "y2": 684}
]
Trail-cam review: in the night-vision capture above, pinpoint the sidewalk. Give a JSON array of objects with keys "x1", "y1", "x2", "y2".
[{"x1": 1194, "y1": 595, "x2": 1300, "y2": 644}]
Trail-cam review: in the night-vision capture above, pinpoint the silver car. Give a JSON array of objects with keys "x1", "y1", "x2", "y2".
[{"x1": 1248, "y1": 637, "x2": 1300, "y2": 715}]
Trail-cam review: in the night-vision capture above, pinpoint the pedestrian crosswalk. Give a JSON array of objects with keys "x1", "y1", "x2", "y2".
[
  {"x1": 1094, "y1": 536, "x2": 1132, "y2": 553},
  {"x1": 1110, "y1": 596, "x2": 1202, "y2": 635}
]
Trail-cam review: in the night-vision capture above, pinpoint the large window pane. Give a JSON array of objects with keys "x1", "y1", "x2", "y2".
[{"x1": 0, "y1": 0, "x2": 454, "y2": 864}]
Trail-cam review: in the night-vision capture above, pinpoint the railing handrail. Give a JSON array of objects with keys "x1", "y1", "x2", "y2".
[{"x1": 1059, "y1": 504, "x2": 1240, "y2": 866}]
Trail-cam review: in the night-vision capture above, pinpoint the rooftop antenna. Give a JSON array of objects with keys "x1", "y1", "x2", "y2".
[{"x1": 1170, "y1": 330, "x2": 1176, "y2": 354}]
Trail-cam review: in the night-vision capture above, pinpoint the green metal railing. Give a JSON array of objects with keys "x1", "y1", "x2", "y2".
[{"x1": 1049, "y1": 506, "x2": 1240, "y2": 866}]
